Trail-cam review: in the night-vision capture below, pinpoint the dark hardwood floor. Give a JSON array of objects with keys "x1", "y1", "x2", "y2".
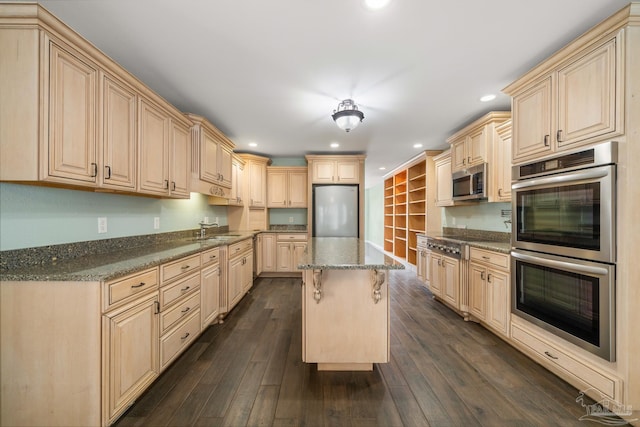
[{"x1": 114, "y1": 270, "x2": 627, "y2": 427}]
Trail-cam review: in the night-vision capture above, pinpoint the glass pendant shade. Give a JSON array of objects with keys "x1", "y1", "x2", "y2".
[{"x1": 332, "y1": 99, "x2": 364, "y2": 132}]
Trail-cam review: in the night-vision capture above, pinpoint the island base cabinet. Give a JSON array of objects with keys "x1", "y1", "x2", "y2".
[
  {"x1": 302, "y1": 269, "x2": 389, "y2": 370},
  {"x1": 1, "y1": 281, "x2": 102, "y2": 427}
]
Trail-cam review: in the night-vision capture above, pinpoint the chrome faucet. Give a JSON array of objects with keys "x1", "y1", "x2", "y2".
[{"x1": 199, "y1": 221, "x2": 219, "y2": 239}]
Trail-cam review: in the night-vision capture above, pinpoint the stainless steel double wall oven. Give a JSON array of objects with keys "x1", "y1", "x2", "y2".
[{"x1": 511, "y1": 141, "x2": 617, "y2": 361}]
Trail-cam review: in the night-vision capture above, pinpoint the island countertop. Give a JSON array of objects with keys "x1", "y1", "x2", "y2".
[{"x1": 298, "y1": 238, "x2": 405, "y2": 270}]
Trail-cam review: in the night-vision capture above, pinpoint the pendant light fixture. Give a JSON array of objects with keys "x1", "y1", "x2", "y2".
[{"x1": 332, "y1": 99, "x2": 364, "y2": 132}]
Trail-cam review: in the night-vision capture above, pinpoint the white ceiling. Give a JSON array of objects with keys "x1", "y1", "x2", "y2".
[{"x1": 23, "y1": 0, "x2": 630, "y2": 187}]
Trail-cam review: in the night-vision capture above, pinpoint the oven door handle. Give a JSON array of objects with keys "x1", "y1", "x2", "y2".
[
  {"x1": 510, "y1": 251, "x2": 609, "y2": 276},
  {"x1": 511, "y1": 168, "x2": 609, "y2": 190}
]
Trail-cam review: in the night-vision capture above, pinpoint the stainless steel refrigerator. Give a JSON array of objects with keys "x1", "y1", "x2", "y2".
[{"x1": 312, "y1": 185, "x2": 359, "y2": 237}]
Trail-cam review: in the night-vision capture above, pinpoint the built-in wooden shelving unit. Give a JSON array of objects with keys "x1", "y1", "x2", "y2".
[{"x1": 383, "y1": 151, "x2": 442, "y2": 266}]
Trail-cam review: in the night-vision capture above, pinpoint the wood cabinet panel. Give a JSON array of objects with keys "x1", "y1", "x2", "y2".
[
  {"x1": 434, "y1": 151, "x2": 453, "y2": 207},
  {"x1": 101, "y1": 73, "x2": 136, "y2": 190},
  {"x1": 169, "y1": 120, "x2": 191, "y2": 198},
  {"x1": 159, "y1": 309, "x2": 200, "y2": 370},
  {"x1": 260, "y1": 233, "x2": 277, "y2": 272},
  {"x1": 138, "y1": 98, "x2": 169, "y2": 195},
  {"x1": 48, "y1": 40, "x2": 98, "y2": 183},
  {"x1": 512, "y1": 77, "x2": 553, "y2": 162},
  {"x1": 469, "y1": 262, "x2": 487, "y2": 321},
  {"x1": 267, "y1": 169, "x2": 288, "y2": 208},
  {"x1": 103, "y1": 292, "x2": 159, "y2": 424}
]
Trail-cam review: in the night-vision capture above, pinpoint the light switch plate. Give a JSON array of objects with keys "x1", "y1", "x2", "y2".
[
  {"x1": 98, "y1": 217, "x2": 107, "y2": 234},
  {"x1": 154, "y1": 217, "x2": 160, "y2": 230}
]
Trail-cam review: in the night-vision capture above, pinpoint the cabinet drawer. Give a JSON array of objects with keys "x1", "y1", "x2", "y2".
[
  {"x1": 276, "y1": 233, "x2": 307, "y2": 242},
  {"x1": 417, "y1": 235, "x2": 428, "y2": 249},
  {"x1": 160, "y1": 309, "x2": 201, "y2": 370},
  {"x1": 105, "y1": 268, "x2": 158, "y2": 311},
  {"x1": 160, "y1": 272, "x2": 200, "y2": 310},
  {"x1": 201, "y1": 247, "x2": 220, "y2": 266},
  {"x1": 160, "y1": 291, "x2": 200, "y2": 334},
  {"x1": 161, "y1": 254, "x2": 201, "y2": 284},
  {"x1": 470, "y1": 247, "x2": 509, "y2": 269},
  {"x1": 228, "y1": 238, "x2": 253, "y2": 258},
  {"x1": 511, "y1": 322, "x2": 619, "y2": 400}
]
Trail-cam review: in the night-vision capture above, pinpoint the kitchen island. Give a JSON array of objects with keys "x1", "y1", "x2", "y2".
[{"x1": 298, "y1": 238, "x2": 404, "y2": 371}]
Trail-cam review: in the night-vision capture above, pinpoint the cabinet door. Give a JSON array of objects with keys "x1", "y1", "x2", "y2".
[
  {"x1": 201, "y1": 264, "x2": 220, "y2": 328},
  {"x1": 288, "y1": 170, "x2": 308, "y2": 207},
  {"x1": 102, "y1": 74, "x2": 136, "y2": 190},
  {"x1": 261, "y1": 234, "x2": 277, "y2": 272},
  {"x1": 442, "y1": 256, "x2": 459, "y2": 310},
  {"x1": 242, "y1": 254, "x2": 254, "y2": 293},
  {"x1": 48, "y1": 41, "x2": 98, "y2": 184},
  {"x1": 336, "y1": 160, "x2": 359, "y2": 183},
  {"x1": 512, "y1": 77, "x2": 553, "y2": 163},
  {"x1": 267, "y1": 169, "x2": 288, "y2": 208},
  {"x1": 103, "y1": 293, "x2": 159, "y2": 424},
  {"x1": 249, "y1": 161, "x2": 266, "y2": 207},
  {"x1": 556, "y1": 38, "x2": 617, "y2": 148},
  {"x1": 292, "y1": 241, "x2": 307, "y2": 272},
  {"x1": 494, "y1": 125, "x2": 512, "y2": 202},
  {"x1": 169, "y1": 120, "x2": 190, "y2": 198},
  {"x1": 228, "y1": 256, "x2": 244, "y2": 309},
  {"x1": 230, "y1": 160, "x2": 244, "y2": 205},
  {"x1": 219, "y1": 144, "x2": 233, "y2": 188},
  {"x1": 416, "y1": 250, "x2": 425, "y2": 283},
  {"x1": 469, "y1": 263, "x2": 487, "y2": 321},
  {"x1": 428, "y1": 253, "x2": 442, "y2": 296},
  {"x1": 138, "y1": 98, "x2": 169, "y2": 195},
  {"x1": 468, "y1": 126, "x2": 486, "y2": 166},
  {"x1": 276, "y1": 242, "x2": 292, "y2": 272},
  {"x1": 200, "y1": 130, "x2": 220, "y2": 183},
  {"x1": 435, "y1": 157, "x2": 453, "y2": 207},
  {"x1": 312, "y1": 160, "x2": 335, "y2": 183},
  {"x1": 487, "y1": 268, "x2": 510, "y2": 336},
  {"x1": 451, "y1": 138, "x2": 467, "y2": 171}
]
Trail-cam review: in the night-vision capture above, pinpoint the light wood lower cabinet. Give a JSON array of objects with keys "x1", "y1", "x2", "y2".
[
  {"x1": 427, "y1": 251, "x2": 459, "y2": 310},
  {"x1": 260, "y1": 233, "x2": 277, "y2": 273},
  {"x1": 468, "y1": 248, "x2": 510, "y2": 337},
  {"x1": 200, "y1": 248, "x2": 221, "y2": 329},
  {"x1": 227, "y1": 238, "x2": 254, "y2": 311},
  {"x1": 103, "y1": 291, "x2": 159, "y2": 425}
]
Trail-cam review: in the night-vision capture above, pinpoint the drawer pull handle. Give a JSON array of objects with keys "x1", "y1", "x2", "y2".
[
  {"x1": 181, "y1": 332, "x2": 190, "y2": 340},
  {"x1": 482, "y1": 256, "x2": 490, "y2": 260},
  {"x1": 544, "y1": 351, "x2": 558, "y2": 360},
  {"x1": 210, "y1": 254, "x2": 217, "y2": 259},
  {"x1": 544, "y1": 134, "x2": 550, "y2": 147},
  {"x1": 181, "y1": 265, "x2": 190, "y2": 270},
  {"x1": 181, "y1": 286, "x2": 190, "y2": 293},
  {"x1": 181, "y1": 307, "x2": 190, "y2": 314},
  {"x1": 131, "y1": 282, "x2": 146, "y2": 289}
]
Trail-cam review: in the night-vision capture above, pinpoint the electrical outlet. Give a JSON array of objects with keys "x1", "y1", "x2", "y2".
[
  {"x1": 98, "y1": 217, "x2": 107, "y2": 234},
  {"x1": 289, "y1": 217, "x2": 294, "y2": 223},
  {"x1": 452, "y1": 217, "x2": 456, "y2": 225},
  {"x1": 215, "y1": 217, "x2": 219, "y2": 224},
  {"x1": 204, "y1": 216, "x2": 209, "y2": 224},
  {"x1": 154, "y1": 217, "x2": 160, "y2": 230}
]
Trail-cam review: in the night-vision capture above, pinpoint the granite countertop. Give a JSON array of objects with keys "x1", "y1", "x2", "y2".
[
  {"x1": 298, "y1": 238, "x2": 405, "y2": 270},
  {"x1": 418, "y1": 232, "x2": 511, "y2": 254},
  {"x1": 0, "y1": 231, "x2": 258, "y2": 282}
]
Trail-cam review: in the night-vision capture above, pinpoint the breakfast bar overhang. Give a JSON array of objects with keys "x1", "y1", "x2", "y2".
[{"x1": 298, "y1": 238, "x2": 404, "y2": 371}]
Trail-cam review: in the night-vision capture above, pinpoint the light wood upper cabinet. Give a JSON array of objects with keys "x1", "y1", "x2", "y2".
[
  {"x1": 267, "y1": 167, "x2": 308, "y2": 208},
  {"x1": 508, "y1": 35, "x2": 621, "y2": 164},
  {"x1": 512, "y1": 77, "x2": 553, "y2": 161},
  {"x1": 0, "y1": 10, "x2": 192, "y2": 199},
  {"x1": 47, "y1": 39, "x2": 99, "y2": 184},
  {"x1": 229, "y1": 155, "x2": 245, "y2": 206},
  {"x1": 434, "y1": 150, "x2": 453, "y2": 207},
  {"x1": 307, "y1": 156, "x2": 362, "y2": 184},
  {"x1": 491, "y1": 120, "x2": 512, "y2": 202},
  {"x1": 169, "y1": 120, "x2": 191, "y2": 198},
  {"x1": 101, "y1": 73, "x2": 137, "y2": 190},
  {"x1": 247, "y1": 158, "x2": 267, "y2": 207},
  {"x1": 447, "y1": 112, "x2": 510, "y2": 173},
  {"x1": 187, "y1": 114, "x2": 236, "y2": 193},
  {"x1": 138, "y1": 98, "x2": 170, "y2": 196}
]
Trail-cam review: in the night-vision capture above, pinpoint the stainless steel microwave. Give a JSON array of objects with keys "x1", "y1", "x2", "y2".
[{"x1": 452, "y1": 163, "x2": 487, "y2": 201}]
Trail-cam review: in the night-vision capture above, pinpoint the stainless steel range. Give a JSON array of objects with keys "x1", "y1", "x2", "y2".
[{"x1": 425, "y1": 238, "x2": 465, "y2": 260}]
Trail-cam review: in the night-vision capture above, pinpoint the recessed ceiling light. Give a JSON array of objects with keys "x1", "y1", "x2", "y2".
[
  {"x1": 480, "y1": 94, "x2": 496, "y2": 102},
  {"x1": 330, "y1": 142, "x2": 340, "y2": 148},
  {"x1": 379, "y1": 167, "x2": 387, "y2": 171},
  {"x1": 413, "y1": 143, "x2": 423, "y2": 148},
  {"x1": 248, "y1": 142, "x2": 258, "y2": 147},
  {"x1": 364, "y1": 0, "x2": 392, "y2": 10}
]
